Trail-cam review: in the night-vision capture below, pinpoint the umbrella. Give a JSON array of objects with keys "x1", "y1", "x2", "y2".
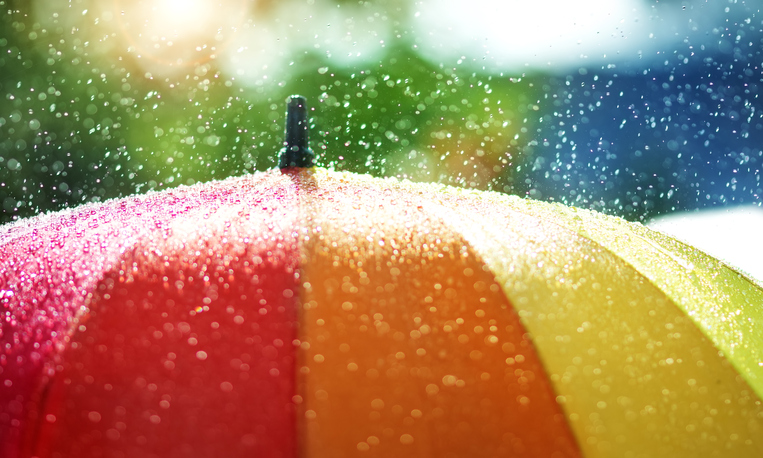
[{"x1": 2, "y1": 96, "x2": 763, "y2": 458}]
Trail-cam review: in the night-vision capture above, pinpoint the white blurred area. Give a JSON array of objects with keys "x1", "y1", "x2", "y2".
[
  {"x1": 411, "y1": 0, "x2": 723, "y2": 72},
  {"x1": 647, "y1": 207, "x2": 763, "y2": 284},
  {"x1": 222, "y1": 0, "x2": 390, "y2": 91}
]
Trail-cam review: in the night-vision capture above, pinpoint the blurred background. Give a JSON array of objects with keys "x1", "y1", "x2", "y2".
[{"x1": 1, "y1": 0, "x2": 761, "y2": 275}]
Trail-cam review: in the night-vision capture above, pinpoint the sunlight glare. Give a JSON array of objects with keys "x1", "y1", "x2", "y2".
[
  {"x1": 114, "y1": 0, "x2": 248, "y2": 71},
  {"x1": 155, "y1": 0, "x2": 214, "y2": 32}
]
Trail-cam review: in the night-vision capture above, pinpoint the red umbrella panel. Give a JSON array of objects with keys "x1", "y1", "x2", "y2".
[{"x1": 2, "y1": 167, "x2": 763, "y2": 458}]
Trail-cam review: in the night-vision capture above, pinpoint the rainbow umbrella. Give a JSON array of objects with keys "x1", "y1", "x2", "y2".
[{"x1": 1, "y1": 97, "x2": 762, "y2": 458}]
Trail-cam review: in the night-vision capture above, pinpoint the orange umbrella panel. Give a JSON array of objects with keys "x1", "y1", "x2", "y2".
[{"x1": 297, "y1": 173, "x2": 579, "y2": 457}]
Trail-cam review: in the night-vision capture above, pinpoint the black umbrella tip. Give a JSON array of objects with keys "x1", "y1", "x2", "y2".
[
  {"x1": 286, "y1": 94, "x2": 307, "y2": 110},
  {"x1": 279, "y1": 94, "x2": 315, "y2": 169}
]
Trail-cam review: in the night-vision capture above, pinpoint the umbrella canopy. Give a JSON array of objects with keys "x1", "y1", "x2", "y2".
[
  {"x1": 2, "y1": 167, "x2": 763, "y2": 458},
  {"x1": 3, "y1": 97, "x2": 763, "y2": 457}
]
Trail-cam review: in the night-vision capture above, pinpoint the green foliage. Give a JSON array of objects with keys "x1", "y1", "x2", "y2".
[{"x1": 0, "y1": 2, "x2": 539, "y2": 223}]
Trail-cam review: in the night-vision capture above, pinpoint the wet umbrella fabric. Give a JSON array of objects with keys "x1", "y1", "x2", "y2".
[{"x1": 1, "y1": 168, "x2": 763, "y2": 458}]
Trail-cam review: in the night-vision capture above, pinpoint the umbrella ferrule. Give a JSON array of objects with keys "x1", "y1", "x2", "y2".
[{"x1": 279, "y1": 95, "x2": 315, "y2": 168}]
